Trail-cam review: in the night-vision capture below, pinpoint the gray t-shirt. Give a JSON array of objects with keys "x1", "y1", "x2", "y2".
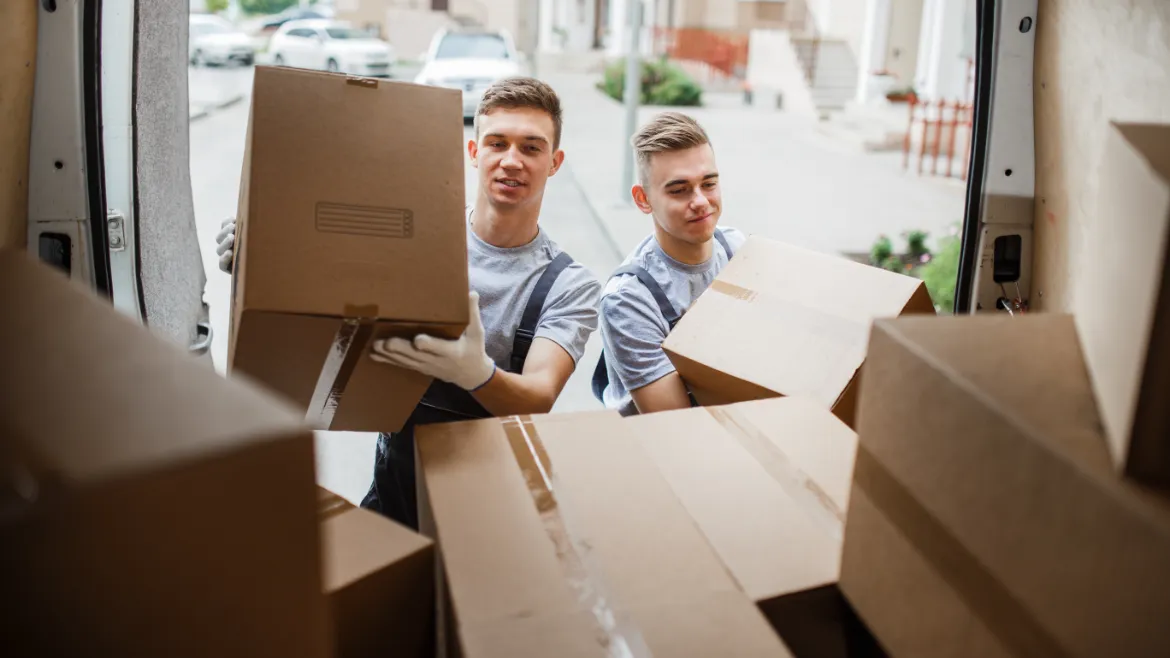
[
  {"x1": 468, "y1": 213, "x2": 601, "y2": 369},
  {"x1": 599, "y1": 228, "x2": 746, "y2": 415}
]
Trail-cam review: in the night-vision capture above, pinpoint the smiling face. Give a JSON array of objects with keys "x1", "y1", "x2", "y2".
[
  {"x1": 634, "y1": 143, "x2": 721, "y2": 246},
  {"x1": 469, "y1": 106, "x2": 563, "y2": 211}
]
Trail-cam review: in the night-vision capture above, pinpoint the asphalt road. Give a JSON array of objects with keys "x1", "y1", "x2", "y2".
[{"x1": 188, "y1": 64, "x2": 619, "y2": 501}]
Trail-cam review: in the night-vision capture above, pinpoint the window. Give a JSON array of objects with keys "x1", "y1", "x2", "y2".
[
  {"x1": 287, "y1": 28, "x2": 317, "y2": 39},
  {"x1": 324, "y1": 27, "x2": 370, "y2": 40},
  {"x1": 435, "y1": 33, "x2": 510, "y2": 60}
]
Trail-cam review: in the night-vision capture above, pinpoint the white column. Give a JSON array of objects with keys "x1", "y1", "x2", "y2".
[
  {"x1": 539, "y1": 0, "x2": 558, "y2": 52},
  {"x1": 919, "y1": 0, "x2": 966, "y2": 100},
  {"x1": 855, "y1": 0, "x2": 892, "y2": 104},
  {"x1": 608, "y1": 0, "x2": 628, "y2": 56},
  {"x1": 913, "y1": 0, "x2": 937, "y2": 96}
]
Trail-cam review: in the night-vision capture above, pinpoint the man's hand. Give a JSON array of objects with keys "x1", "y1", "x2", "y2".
[
  {"x1": 215, "y1": 218, "x2": 236, "y2": 273},
  {"x1": 371, "y1": 292, "x2": 496, "y2": 391}
]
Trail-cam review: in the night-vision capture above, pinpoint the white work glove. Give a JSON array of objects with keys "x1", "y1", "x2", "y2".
[
  {"x1": 370, "y1": 292, "x2": 497, "y2": 391},
  {"x1": 215, "y1": 217, "x2": 236, "y2": 273}
]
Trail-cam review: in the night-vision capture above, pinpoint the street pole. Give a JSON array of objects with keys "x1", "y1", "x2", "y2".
[{"x1": 620, "y1": 0, "x2": 642, "y2": 203}]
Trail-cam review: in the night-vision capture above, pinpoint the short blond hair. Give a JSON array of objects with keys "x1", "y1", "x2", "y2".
[
  {"x1": 475, "y1": 76, "x2": 563, "y2": 149},
  {"x1": 632, "y1": 112, "x2": 711, "y2": 183}
]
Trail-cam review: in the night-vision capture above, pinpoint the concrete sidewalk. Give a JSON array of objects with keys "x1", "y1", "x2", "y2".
[{"x1": 543, "y1": 71, "x2": 966, "y2": 260}]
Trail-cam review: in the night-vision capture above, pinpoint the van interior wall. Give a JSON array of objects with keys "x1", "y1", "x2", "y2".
[
  {"x1": 0, "y1": 3, "x2": 37, "y2": 250},
  {"x1": 1033, "y1": 0, "x2": 1170, "y2": 312}
]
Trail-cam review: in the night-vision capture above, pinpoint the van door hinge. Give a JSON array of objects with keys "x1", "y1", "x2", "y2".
[{"x1": 107, "y1": 210, "x2": 127, "y2": 252}]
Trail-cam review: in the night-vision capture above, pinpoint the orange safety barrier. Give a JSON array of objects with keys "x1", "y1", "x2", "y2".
[
  {"x1": 651, "y1": 28, "x2": 749, "y2": 79},
  {"x1": 903, "y1": 97, "x2": 974, "y2": 180}
]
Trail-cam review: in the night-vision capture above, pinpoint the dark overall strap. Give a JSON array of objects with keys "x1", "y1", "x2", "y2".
[
  {"x1": 714, "y1": 228, "x2": 734, "y2": 259},
  {"x1": 591, "y1": 264, "x2": 680, "y2": 402},
  {"x1": 510, "y1": 251, "x2": 575, "y2": 374}
]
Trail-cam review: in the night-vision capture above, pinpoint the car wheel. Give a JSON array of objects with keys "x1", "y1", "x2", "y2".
[
  {"x1": 191, "y1": 49, "x2": 203, "y2": 67},
  {"x1": 326, "y1": 58, "x2": 339, "y2": 73},
  {"x1": 273, "y1": 53, "x2": 285, "y2": 67}
]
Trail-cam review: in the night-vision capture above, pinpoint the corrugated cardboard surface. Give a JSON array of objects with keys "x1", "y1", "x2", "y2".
[
  {"x1": 319, "y1": 487, "x2": 435, "y2": 658},
  {"x1": 629, "y1": 398, "x2": 882, "y2": 658},
  {"x1": 842, "y1": 314, "x2": 1170, "y2": 658},
  {"x1": 0, "y1": 249, "x2": 329, "y2": 657},
  {"x1": 1074, "y1": 122, "x2": 1170, "y2": 485},
  {"x1": 416, "y1": 410, "x2": 793, "y2": 658},
  {"x1": 663, "y1": 236, "x2": 933, "y2": 427},
  {"x1": 230, "y1": 67, "x2": 468, "y2": 432}
]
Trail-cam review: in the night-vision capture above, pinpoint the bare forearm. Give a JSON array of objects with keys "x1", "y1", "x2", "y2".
[{"x1": 471, "y1": 368, "x2": 559, "y2": 416}]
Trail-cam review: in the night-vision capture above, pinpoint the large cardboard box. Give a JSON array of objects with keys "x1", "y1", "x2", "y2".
[
  {"x1": 841, "y1": 314, "x2": 1170, "y2": 658},
  {"x1": 662, "y1": 236, "x2": 934, "y2": 427},
  {"x1": 318, "y1": 487, "x2": 435, "y2": 658},
  {"x1": 416, "y1": 410, "x2": 794, "y2": 658},
  {"x1": 1074, "y1": 121, "x2": 1170, "y2": 485},
  {"x1": 628, "y1": 398, "x2": 883, "y2": 658},
  {"x1": 229, "y1": 66, "x2": 469, "y2": 432},
  {"x1": 0, "y1": 249, "x2": 329, "y2": 657}
]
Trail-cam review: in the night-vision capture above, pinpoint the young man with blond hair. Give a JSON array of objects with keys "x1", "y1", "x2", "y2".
[
  {"x1": 594, "y1": 112, "x2": 744, "y2": 415},
  {"x1": 217, "y1": 77, "x2": 600, "y2": 528}
]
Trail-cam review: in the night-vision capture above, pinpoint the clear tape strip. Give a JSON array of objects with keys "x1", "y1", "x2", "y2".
[
  {"x1": 502, "y1": 416, "x2": 654, "y2": 658},
  {"x1": 707, "y1": 407, "x2": 845, "y2": 542}
]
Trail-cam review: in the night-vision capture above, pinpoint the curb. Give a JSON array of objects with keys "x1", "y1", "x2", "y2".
[
  {"x1": 562, "y1": 163, "x2": 624, "y2": 261},
  {"x1": 189, "y1": 94, "x2": 245, "y2": 124}
]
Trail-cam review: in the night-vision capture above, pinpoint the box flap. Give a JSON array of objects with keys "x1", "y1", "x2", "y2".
[
  {"x1": 320, "y1": 503, "x2": 433, "y2": 594},
  {"x1": 664, "y1": 236, "x2": 930, "y2": 408},
  {"x1": 1075, "y1": 121, "x2": 1170, "y2": 482},
  {"x1": 630, "y1": 398, "x2": 856, "y2": 603},
  {"x1": 418, "y1": 410, "x2": 791, "y2": 657},
  {"x1": 0, "y1": 249, "x2": 310, "y2": 486},
  {"x1": 238, "y1": 67, "x2": 468, "y2": 323}
]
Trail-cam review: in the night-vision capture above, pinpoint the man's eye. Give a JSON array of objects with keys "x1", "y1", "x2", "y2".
[
  {"x1": 668, "y1": 188, "x2": 686, "y2": 195},
  {"x1": 525, "y1": 145, "x2": 541, "y2": 153},
  {"x1": 703, "y1": 182, "x2": 717, "y2": 189}
]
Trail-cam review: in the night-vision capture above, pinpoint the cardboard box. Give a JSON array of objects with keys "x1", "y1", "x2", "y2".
[
  {"x1": 0, "y1": 249, "x2": 329, "y2": 657},
  {"x1": 841, "y1": 314, "x2": 1170, "y2": 658},
  {"x1": 1074, "y1": 121, "x2": 1170, "y2": 485},
  {"x1": 663, "y1": 236, "x2": 934, "y2": 427},
  {"x1": 318, "y1": 487, "x2": 435, "y2": 658},
  {"x1": 415, "y1": 410, "x2": 793, "y2": 658},
  {"x1": 628, "y1": 398, "x2": 883, "y2": 658},
  {"x1": 229, "y1": 66, "x2": 469, "y2": 432}
]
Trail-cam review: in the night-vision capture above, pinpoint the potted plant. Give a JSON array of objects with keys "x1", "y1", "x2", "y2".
[{"x1": 885, "y1": 86, "x2": 918, "y2": 103}]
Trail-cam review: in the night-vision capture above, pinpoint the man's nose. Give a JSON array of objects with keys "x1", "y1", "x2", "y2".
[
  {"x1": 690, "y1": 190, "x2": 711, "y2": 210},
  {"x1": 501, "y1": 146, "x2": 522, "y2": 169}
]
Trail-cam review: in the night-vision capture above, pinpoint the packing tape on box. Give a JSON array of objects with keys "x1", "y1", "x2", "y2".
[
  {"x1": 502, "y1": 416, "x2": 654, "y2": 658},
  {"x1": 305, "y1": 305, "x2": 379, "y2": 430},
  {"x1": 707, "y1": 407, "x2": 844, "y2": 541},
  {"x1": 853, "y1": 446, "x2": 1069, "y2": 657}
]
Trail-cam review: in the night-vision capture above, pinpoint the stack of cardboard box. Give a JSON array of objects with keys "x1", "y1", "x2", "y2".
[
  {"x1": 0, "y1": 248, "x2": 440, "y2": 658},
  {"x1": 229, "y1": 66, "x2": 469, "y2": 433},
  {"x1": 837, "y1": 122, "x2": 1170, "y2": 657}
]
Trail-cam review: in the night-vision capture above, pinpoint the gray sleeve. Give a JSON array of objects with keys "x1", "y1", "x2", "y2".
[
  {"x1": 535, "y1": 263, "x2": 601, "y2": 363},
  {"x1": 600, "y1": 279, "x2": 676, "y2": 392},
  {"x1": 721, "y1": 226, "x2": 748, "y2": 255}
]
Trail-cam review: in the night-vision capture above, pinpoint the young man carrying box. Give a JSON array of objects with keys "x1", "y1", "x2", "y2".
[
  {"x1": 593, "y1": 112, "x2": 744, "y2": 415},
  {"x1": 218, "y1": 78, "x2": 601, "y2": 529}
]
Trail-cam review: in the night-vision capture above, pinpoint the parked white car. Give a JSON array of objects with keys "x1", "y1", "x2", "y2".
[
  {"x1": 415, "y1": 29, "x2": 525, "y2": 119},
  {"x1": 188, "y1": 14, "x2": 256, "y2": 66},
  {"x1": 268, "y1": 20, "x2": 394, "y2": 78}
]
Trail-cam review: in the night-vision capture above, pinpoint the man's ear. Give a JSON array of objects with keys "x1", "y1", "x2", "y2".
[
  {"x1": 632, "y1": 185, "x2": 653, "y2": 214},
  {"x1": 467, "y1": 139, "x2": 479, "y2": 168},
  {"x1": 549, "y1": 149, "x2": 565, "y2": 177}
]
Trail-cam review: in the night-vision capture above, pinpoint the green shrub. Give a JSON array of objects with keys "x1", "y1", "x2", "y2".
[
  {"x1": 598, "y1": 58, "x2": 703, "y2": 107},
  {"x1": 240, "y1": 0, "x2": 298, "y2": 15},
  {"x1": 869, "y1": 235, "x2": 893, "y2": 266},
  {"x1": 919, "y1": 233, "x2": 960, "y2": 313},
  {"x1": 905, "y1": 230, "x2": 930, "y2": 259},
  {"x1": 205, "y1": 0, "x2": 229, "y2": 12}
]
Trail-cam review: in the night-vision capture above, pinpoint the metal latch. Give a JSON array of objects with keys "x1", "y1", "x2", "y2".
[{"x1": 108, "y1": 210, "x2": 127, "y2": 252}]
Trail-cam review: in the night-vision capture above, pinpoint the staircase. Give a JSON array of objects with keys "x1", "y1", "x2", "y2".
[{"x1": 791, "y1": 37, "x2": 858, "y2": 111}]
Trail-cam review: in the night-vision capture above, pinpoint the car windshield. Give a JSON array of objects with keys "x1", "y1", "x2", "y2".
[
  {"x1": 324, "y1": 27, "x2": 370, "y2": 39},
  {"x1": 435, "y1": 33, "x2": 509, "y2": 60}
]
